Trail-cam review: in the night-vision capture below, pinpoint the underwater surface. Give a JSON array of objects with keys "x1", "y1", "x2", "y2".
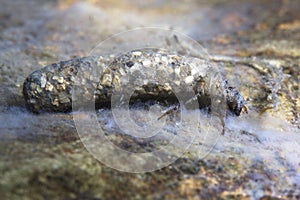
[{"x1": 0, "y1": 0, "x2": 299, "y2": 199}]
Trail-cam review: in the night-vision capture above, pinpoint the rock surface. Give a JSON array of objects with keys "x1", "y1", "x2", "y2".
[{"x1": 0, "y1": 0, "x2": 299, "y2": 199}]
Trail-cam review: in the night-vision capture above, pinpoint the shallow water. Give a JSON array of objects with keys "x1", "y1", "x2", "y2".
[
  {"x1": 96, "y1": 107, "x2": 300, "y2": 171},
  {"x1": 1, "y1": 0, "x2": 299, "y2": 198}
]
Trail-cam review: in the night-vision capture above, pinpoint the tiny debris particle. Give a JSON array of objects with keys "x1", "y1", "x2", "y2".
[
  {"x1": 53, "y1": 76, "x2": 64, "y2": 84},
  {"x1": 52, "y1": 98, "x2": 59, "y2": 107},
  {"x1": 36, "y1": 86, "x2": 42, "y2": 93},
  {"x1": 52, "y1": 76, "x2": 58, "y2": 80},
  {"x1": 154, "y1": 56, "x2": 160, "y2": 63},
  {"x1": 129, "y1": 63, "x2": 140, "y2": 72},
  {"x1": 58, "y1": 93, "x2": 70, "y2": 103},
  {"x1": 191, "y1": 68, "x2": 199, "y2": 76},
  {"x1": 40, "y1": 74, "x2": 47, "y2": 88},
  {"x1": 30, "y1": 83, "x2": 37, "y2": 90},
  {"x1": 185, "y1": 76, "x2": 194, "y2": 84},
  {"x1": 126, "y1": 61, "x2": 134, "y2": 68},
  {"x1": 142, "y1": 59, "x2": 152, "y2": 67},
  {"x1": 45, "y1": 82, "x2": 54, "y2": 92},
  {"x1": 112, "y1": 76, "x2": 121, "y2": 91},
  {"x1": 143, "y1": 79, "x2": 149, "y2": 85},
  {"x1": 174, "y1": 68, "x2": 180, "y2": 75},
  {"x1": 57, "y1": 77, "x2": 64, "y2": 83},
  {"x1": 101, "y1": 74, "x2": 112, "y2": 87},
  {"x1": 132, "y1": 51, "x2": 142, "y2": 56},
  {"x1": 161, "y1": 56, "x2": 168, "y2": 63}
]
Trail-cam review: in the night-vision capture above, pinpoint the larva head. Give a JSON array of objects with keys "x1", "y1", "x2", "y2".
[{"x1": 225, "y1": 86, "x2": 246, "y2": 116}]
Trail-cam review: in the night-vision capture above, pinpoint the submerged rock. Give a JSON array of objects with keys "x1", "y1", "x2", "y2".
[{"x1": 1, "y1": 0, "x2": 300, "y2": 199}]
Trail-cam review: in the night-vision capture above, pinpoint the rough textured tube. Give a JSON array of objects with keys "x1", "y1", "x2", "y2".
[{"x1": 23, "y1": 50, "x2": 246, "y2": 115}]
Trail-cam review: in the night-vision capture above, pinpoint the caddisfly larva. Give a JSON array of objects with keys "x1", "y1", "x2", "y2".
[{"x1": 23, "y1": 50, "x2": 247, "y2": 116}]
